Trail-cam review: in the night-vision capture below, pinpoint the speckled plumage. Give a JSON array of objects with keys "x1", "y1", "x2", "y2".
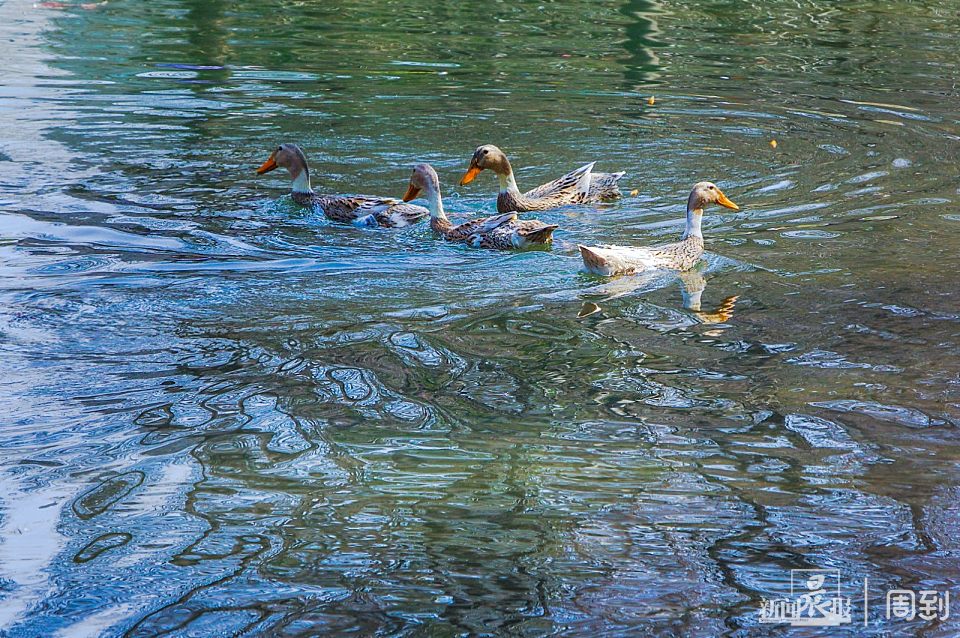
[
  {"x1": 520, "y1": 167, "x2": 625, "y2": 206},
  {"x1": 580, "y1": 236, "x2": 705, "y2": 276},
  {"x1": 431, "y1": 214, "x2": 558, "y2": 250},
  {"x1": 498, "y1": 162, "x2": 593, "y2": 212},
  {"x1": 259, "y1": 144, "x2": 428, "y2": 228},
  {"x1": 293, "y1": 192, "x2": 427, "y2": 227},
  {"x1": 584, "y1": 171, "x2": 627, "y2": 201},
  {"x1": 579, "y1": 182, "x2": 740, "y2": 276},
  {"x1": 407, "y1": 163, "x2": 558, "y2": 251},
  {"x1": 460, "y1": 145, "x2": 625, "y2": 213}
]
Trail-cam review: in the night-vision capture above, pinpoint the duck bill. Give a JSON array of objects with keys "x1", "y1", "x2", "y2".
[
  {"x1": 256, "y1": 154, "x2": 278, "y2": 175},
  {"x1": 402, "y1": 183, "x2": 421, "y2": 202},
  {"x1": 716, "y1": 190, "x2": 739, "y2": 211},
  {"x1": 459, "y1": 165, "x2": 482, "y2": 186}
]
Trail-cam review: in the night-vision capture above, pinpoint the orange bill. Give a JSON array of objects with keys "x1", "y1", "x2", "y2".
[
  {"x1": 402, "y1": 183, "x2": 421, "y2": 202},
  {"x1": 459, "y1": 165, "x2": 482, "y2": 186},
  {"x1": 715, "y1": 190, "x2": 739, "y2": 211},
  {"x1": 256, "y1": 153, "x2": 278, "y2": 174}
]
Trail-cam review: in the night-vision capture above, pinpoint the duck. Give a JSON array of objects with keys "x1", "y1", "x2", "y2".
[
  {"x1": 458, "y1": 144, "x2": 625, "y2": 213},
  {"x1": 256, "y1": 144, "x2": 428, "y2": 228},
  {"x1": 403, "y1": 163, "x2": 559, "y2": 250},
  {"x1": 579, "y1": 182, "x2": 739, "y2": 276}
]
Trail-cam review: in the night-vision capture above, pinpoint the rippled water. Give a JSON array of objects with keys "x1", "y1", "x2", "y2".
[{"x1": 2, "y1": 0, "x2": 959, "y2": 635}]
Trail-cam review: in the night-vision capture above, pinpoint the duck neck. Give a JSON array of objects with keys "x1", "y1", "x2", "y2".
[
  {"x1": 495, "y1": 158, "x2": 520, "y2": 195},
  {"x1": 424, "y1": 184, "x2": 447, "y2": 221},
  {"x1": 682, "y1": 208, "x2": 703, "y2": 240},
  {"x1": 289, "y1": 163, "x2": 312, "y2": 194}
]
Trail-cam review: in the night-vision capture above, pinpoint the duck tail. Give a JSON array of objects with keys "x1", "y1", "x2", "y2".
[
  {"x1": 579, "y1": 244, "x2": 615, "y2": 276},
  {"x1": 588, "y1": 171, "x2": 626, "y2": 200},
  {"x1": 520, "y1": 224, "x2": 559, "y2": 244}
]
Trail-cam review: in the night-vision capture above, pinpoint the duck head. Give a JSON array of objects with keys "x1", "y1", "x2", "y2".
[
  {"x1": 403, "y1": 163, "x2": 444, "y2": 217},
  {"x1": 403, "y1": 163, "x2": 441, "y2": 202},
  {"x1": 257, "y1": 143, "x2": 312, "y2": 192},
  {"x1": 688, "y1": 181, "x2": 739, "y2": 213},
  {"x1": 459, "y1": 144, "x2": 511, "y2": 185},
  {"x1": 682, "y1": 182, "x2": 738, "y2": 240}
]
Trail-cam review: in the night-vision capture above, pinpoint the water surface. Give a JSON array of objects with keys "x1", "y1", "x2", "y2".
[{"x1": 1, "y1": 0, "x2": 959, "y2": 635}]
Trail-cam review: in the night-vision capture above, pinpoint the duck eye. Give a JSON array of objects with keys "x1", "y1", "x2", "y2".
[
  {"x1": 709, "y1": 185, "x2": 715, "y2": 190},
  {"x1": 481, "y1": 149, "x2": 488, "y2": 155},
  {"x1": 277, "y1": 146, "x2": 282, "y2": 152}
]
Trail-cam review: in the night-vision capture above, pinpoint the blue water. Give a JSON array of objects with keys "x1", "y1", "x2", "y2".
[{"x1": 1, "y1": 0, "x2": 959, "y2": 635}]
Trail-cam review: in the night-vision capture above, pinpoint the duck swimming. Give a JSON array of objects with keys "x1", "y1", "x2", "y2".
[
  {"x1": 404, "y1": 163, "x2": 558, "y2": 250},
  {"x1": 459, "y1": 144, "x2": 625, "y2": 213},
  {"x1": 256, "y1": 144, "x2": 428, "y2": 228},
  {"x1": 579, "y1": 182, "x2": 739, "y2": 276}
]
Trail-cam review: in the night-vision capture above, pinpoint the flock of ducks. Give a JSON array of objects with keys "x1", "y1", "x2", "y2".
[{"x1": 256, "y1": 144, "x2": 740, "y2": 276}]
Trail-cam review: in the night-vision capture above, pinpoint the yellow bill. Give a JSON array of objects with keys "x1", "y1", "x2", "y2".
[
  {"x1": 256, "y1": 153, "x2": 278, "y2": 175},
  {"x1": 459, "y1": 165, "x2": 482, "y2": 186},
  {"x1": 716, "y1": 190, "x2": 739, "y2": 210}
]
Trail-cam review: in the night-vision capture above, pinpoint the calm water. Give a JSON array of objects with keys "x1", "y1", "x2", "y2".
[{"x1": 1, "y1": 0, "x2": 959, "y2": 635}]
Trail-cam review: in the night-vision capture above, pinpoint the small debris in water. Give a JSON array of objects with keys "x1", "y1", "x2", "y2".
[
  {"x1": 630, "y1": 189, "x2": 639, "y2": 196},
  {"x1": 578, "y1": 302, "x2": 601, "y2": 318},
  {"x1": 647, "y1": 96, "x2": 655, "y2": 105},
  {"x1": 769, "y1": 139, "x2": 778, "y2": 149}
]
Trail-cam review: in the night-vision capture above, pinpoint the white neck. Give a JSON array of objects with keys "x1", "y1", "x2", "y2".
[
  {"x1": 424, "y1": 185, "x2": 446, "y2": 220},
  {"x1": 682, "y1": 208, "x2": 703, "y2": 239},
  {"x1": 291, "y1": 168, "x2": 312, "y2": 194},
  {"x1": 497, "y1": 171, "x2": 520, "y2": 195}
]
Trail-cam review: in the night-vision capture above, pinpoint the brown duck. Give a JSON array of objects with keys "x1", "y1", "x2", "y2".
[
  {"x1": 256, "y1": 144, "x2": 428, "y2": 228},
  {"x1": 579, "y1": 182, "x2": 739, "y2": 276},
  {"x1": 404, "y1": 164, "x2": 558, "y2": 250},
  {"x1": 459, "y1": 144, "x2": 625, "y2": 213}
]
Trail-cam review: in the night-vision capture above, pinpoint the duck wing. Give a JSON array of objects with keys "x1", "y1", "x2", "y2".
[
  {"x1": 579, "y1": 243, "x2": 666, "y2": 276},
  {"x1": 470, "y1": 219, "x2": 558, "y2": 249},
  {"x1": 316, "y1": 194, "x2": 397, "y2": 223},
  {"x1": 447, "y1": 212, "x2": 518, "y2": 241},
  {"x1": 523, "y1": 162, "x2": 594, "y2": 200},
  {"x1": 372, "y1": 202, "x2": 428, "y2": 228}
]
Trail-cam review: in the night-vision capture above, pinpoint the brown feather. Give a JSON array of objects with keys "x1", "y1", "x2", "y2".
[
  {"x1": 495, "y1": 164, "x2": 625, "y2": 213},
  {"x1": 578, "y1": 245, "x2": 610, "y2": 272},
  {"x1": 296, "y1": 193, "x2": 427, "y2": 227}
]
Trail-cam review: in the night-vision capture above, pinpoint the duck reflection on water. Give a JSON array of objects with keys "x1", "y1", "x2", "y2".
[{"x1": 577, "y1": 268, "x2": 738, "y2": 326}]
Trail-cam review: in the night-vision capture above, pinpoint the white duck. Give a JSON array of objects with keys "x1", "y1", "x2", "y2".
[{"x1": 579, "y1": 182, "x2": 739, "y2": 276}]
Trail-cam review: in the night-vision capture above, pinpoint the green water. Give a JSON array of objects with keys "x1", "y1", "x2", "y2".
[{"x1": 1, "y1": 0, "x2": 959, "y2": 635}]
